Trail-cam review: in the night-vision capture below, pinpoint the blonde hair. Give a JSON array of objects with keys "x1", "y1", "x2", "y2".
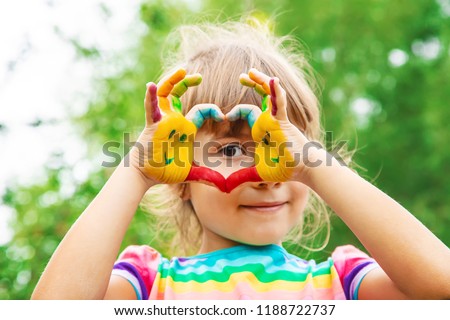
[{"x1": 142, "y1": 18, "x2": 332, "y2": 256}]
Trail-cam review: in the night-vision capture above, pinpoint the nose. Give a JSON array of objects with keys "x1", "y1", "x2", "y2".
[{"x1": 252, "y1": 181, "x2": 282, "y2": 189}]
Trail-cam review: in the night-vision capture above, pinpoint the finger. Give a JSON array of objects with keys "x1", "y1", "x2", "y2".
[
  {"x1": 171, "y1": 73, "x2": 203, "y2": 113},
  {"x1": 226, "y1": 104, "x2": 262, "y2": 128},
  {"x1": 144, "y1": 82, "x2": 162, "y2": 125},
  {"x1": 269, "y1": 77, "x2": 288, "y2": 120},
  {"x1": 171, "y1": 73, "x2": 202, "y2": 98},
  {"x1": 261, "y1": 95, "x2": 270, "y2": 112},
  {"x1": 157, "y1": 68, "x2": 187, "y2": 97},
  {"x1": 239, "y1": 73, "x2": 267, "y2": 97},
  {"x1": 157, "y1": 68, "x2": 187, "y2": 112},
  {"x1": 248, "y1": 68, "x2": 288, "y2": 120},
  {"x1": 248, "y1": 68, "x2": 271, "y2": 94},
  {"x1": 185, "y1": 103, "x2": 225, "y2": 129}
]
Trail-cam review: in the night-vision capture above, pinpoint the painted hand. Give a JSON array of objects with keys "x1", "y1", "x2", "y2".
[
  {"x1": 224, "y1": 68, "x2": 311, "y2": 188},
  {"x1": 132, "y1": 68, "x2": 225, "y2": 186}
]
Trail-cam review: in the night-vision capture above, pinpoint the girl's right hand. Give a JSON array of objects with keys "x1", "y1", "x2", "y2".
[
  {"x1": 129, "y1": 68, "x2": 225, "y2": 188},
  {"x1": 129, "y1": 68, "x2": 200, "y2": 186}
]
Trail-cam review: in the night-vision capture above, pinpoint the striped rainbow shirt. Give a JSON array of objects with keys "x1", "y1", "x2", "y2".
[{"x1": 112, "y1": 244, "x2": 377, "y2": 300}]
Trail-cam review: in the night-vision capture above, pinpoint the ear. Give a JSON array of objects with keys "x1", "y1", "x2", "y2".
[{"x1": 179, "y1": 182, "x2": 192, "y2": 201}]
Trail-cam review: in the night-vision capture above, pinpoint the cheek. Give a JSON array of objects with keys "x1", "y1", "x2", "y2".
[
  {"x1": 288, "y1": 182, "x2": 310, "y2": 218},
  {"x1": 189, "y1": 182, "x2": 232, "y2": 217}
]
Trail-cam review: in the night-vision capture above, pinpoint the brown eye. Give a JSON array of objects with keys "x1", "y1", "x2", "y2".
[{"x1": 221, "y1": 144, "x2": 244, "y2": 157}]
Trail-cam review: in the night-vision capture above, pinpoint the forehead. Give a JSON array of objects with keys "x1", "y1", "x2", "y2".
[{"x1": 196, "y1": 119, "x2": 252, "y2": 140}]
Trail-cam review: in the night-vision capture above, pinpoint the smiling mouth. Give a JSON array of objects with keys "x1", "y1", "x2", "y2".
[{"x1": 240, "y1": 202, "x2": 287, "y2": 212}]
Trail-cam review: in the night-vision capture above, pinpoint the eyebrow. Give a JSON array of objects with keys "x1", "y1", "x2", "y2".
[
  {"x1": 215, "y1": 131, "x2": 249, "y2": 139},
  {"x1": 212, "y1": 130, "x2": 256, "y2": 144},
  {"x1": 203, "y1": 119, "x2": 253, "y2": 141}
]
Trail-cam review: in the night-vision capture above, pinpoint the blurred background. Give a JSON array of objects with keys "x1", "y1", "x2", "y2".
[{"x1": 1, "y1": 0, "x2": 449, "y2": 299}]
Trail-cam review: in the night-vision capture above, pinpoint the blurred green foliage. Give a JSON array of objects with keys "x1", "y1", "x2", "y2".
[{"x1": 1, "y1": 0, "x2": 449, "y2": 299}]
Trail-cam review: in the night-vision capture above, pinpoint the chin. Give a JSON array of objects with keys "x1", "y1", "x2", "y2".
[
  {"x1": 245, "y1": 226, "x2": 289, "y2": 245},
  {"x1": 236, "y1": 234, "x2": 284, "y2": 247}
]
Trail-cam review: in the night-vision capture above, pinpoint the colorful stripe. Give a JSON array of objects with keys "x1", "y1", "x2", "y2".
[{"x1": 113, "y1": 244, "x2": 376, "y2": 300}]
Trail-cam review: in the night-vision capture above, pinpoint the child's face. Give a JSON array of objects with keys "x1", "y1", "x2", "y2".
[{"x1": 185, "y1": 121, "x2": 309, "y2": 252}]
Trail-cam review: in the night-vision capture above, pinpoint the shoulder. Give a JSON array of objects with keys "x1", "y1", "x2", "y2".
[
  {"x1": 116, "y1": 245, "x2": 162, "y2": 265},
  {"x1": 331, "y1": 245, "x2": 379, "y2": 299},
  {"x1": 114, "y1": 245, "x2": 163, "y2": 279},
  {"x1": 332, "y1": 245, "x2": 375, "y2": 268},
  {"x1": 111, "y1": 245, "x2": 164, "y2": 300}
]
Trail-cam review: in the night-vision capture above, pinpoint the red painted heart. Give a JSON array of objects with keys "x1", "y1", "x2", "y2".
[{"x1": 186, "y1": 164, "x2": 262, "y2": 193}]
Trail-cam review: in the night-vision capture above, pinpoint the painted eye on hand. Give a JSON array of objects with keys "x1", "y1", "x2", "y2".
[{"x1": 220, "y1": 144, "x2": 244, "y2": 157}]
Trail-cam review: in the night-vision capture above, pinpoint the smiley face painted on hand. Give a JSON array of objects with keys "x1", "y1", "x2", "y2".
[
  {"x1": 143, "y1": 69, "x2": 200, "y2": 184},
  {"x1": 226, "y1": 69, "x2": 297, "y2": 186}
]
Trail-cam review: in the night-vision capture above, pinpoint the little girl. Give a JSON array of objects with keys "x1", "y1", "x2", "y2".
[{"x1": 32, "y1": 20, "x2": 450, "y2": 300}]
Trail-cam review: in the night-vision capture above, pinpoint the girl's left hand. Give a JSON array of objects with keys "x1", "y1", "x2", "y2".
[{"x1": 228, "y1": 68, "x2": 312, "y2": 184}]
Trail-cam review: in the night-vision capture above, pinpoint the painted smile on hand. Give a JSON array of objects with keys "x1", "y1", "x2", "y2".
[{"x1": 146, "y1": 68, "x2": 294, "y2": 193}]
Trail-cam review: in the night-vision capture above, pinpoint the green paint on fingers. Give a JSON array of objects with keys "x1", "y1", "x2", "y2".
[
  {"x1": 262, "y1": 95, "x2": 269, "y2": 112},
  {"x1": 172, "y1": 97, "x2": 182, "y2": 113}
]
